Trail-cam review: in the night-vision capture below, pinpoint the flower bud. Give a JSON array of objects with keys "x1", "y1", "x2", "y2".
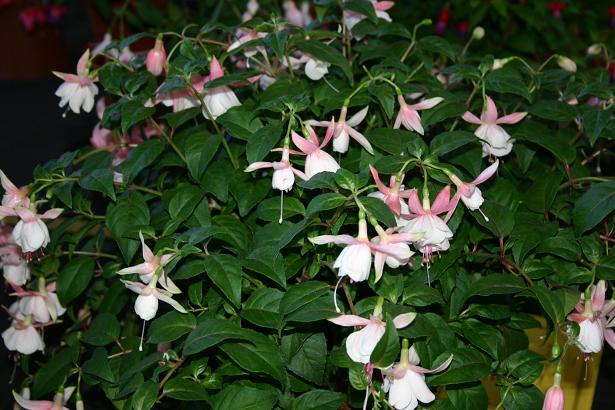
[
  {"x1": 587, "y1": 44, "x2": 602, "y2": 56},
  {"x1": 472, "y1": 26, "x2": 485, "y2": 40},
  {"x1": 543, "y1": 373, "x2": 564, "y2": 410},
  {"x1": 556, "y1": 55, "x2": 577, "y2": 73},
  {"x1": 146, "y1": 38, "x2": 167, "y2": 77}
]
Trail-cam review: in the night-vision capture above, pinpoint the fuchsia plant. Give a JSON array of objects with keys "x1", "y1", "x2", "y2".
[{"x1": 1, "y1": 1, "x2": 614, "y2": 409}]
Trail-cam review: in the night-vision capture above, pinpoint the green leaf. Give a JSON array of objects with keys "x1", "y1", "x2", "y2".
[
  {"x1": 212, "y1": 215, "x2": 252, "y2": 254},
  {"x1": 184, "y1": 132, "x2": 221, "y2": 181},
  {"x1": 536, "y1": 229, "x2": 580, "y2": 261},
  {"x1": 523, "y1": 171, "x2": 563, "y2": 215},
  {"x1": 57, "y1": 256, "x2": 94, "y2": 305},
  {"x1": 464, "y1": 274, "x2": 525, "y2": 301},
  {"x1": 502, "y1": 349, "x2": 545, "y2": 385},
  {"x1": 221, "y1": 337, "x2": 288, "y2": 387},
  {"x1": 369, "y1": 318, "x2": 400, "y2": 368},
  {"x1": 581, "y1": 107, "x2": 611, "y2": 146},
  {"x1": 447, "y1": 384, "x2": 488, "y2": 410},
  {"x1": 241, "y1": 288, "x2": 284, "y2": 329},
  {"x1": 470, "y1": 200, "x2": 515, "y2": 237},
  {"x1": 281, "y1": 333, "x2": 327, "y2": 384},
  {"x1": 32, "y1": 347, "x2": 75, "y2": 398},
  {"x1": 204, "y1": 254, "x2": 243, "y2": 307},
  {"x1": 82, "y1": 313, "x2": 120, "y2": 346},
  {"x1": 119, "y1": 138, "x2": 165, "y2": 184},
  {"x1": 529, "y1": 100, "x2": 577, "y2": 121},
  {"x1": 306, "y1": 193, "x2": 347, "y2": 215},
  {"x1": 530, "y1": 285, "x2": 569, "y2": 325},
  {"x1": 217, "y1": 106, "x2": 264, "y2": 140},
  {"x1": 366, "y1": 128, "x2": 418, "y2": 155},
  {"x1": 256, "y1": 197, "x2": 305, "y2": 221},
  {"x1": 344, "y1": 0, "x2": 378, "y2": 23},
  {"x1": 163, "y1": 378, "x2": 210, "y2": 401},
  {"x1": 403, "y1": 285, "x2": 445, "y2": 307},
  {"x1": 461, "y1": 319, "x2": 502, "y2": 359},
  {"x1": 280, "y1": 281, "x2": 330, "y2": 316},
  {"x1": 430, "y1": 131, "x2": 476, "y2": 156},
  {"x1": 573, "y1": 181, "x2": 615, "y2": 235},
  {"x1": 292, "y1": 390, "x2": 345, "y2": 410},
  {"x1": 106, "y1": 192, "x2": 150, "y2": 263},
  {"x1": 213, "y1": 383, "x2": 279, "y2": 410},
  {"x1": 368, "y1": 84, "x2": 394, "y2": 119},
  {"x1": 428, "y1": 348, "x2": 490, "y2": 386},
  {"x1": 148, "y1": 311, "x2": 196, "y2": 343},
  {"x1": 246, "y1": 122, "x2": 283, "y2": 164},
  {"x1": 296, "y1": 40, "x2": 352, "y2": 79},
  {"x1": 264, "y1": 30, "x2": 289, "y2": 60},
  {"x1": 183, "y1": 319, "x2": 252, "y2": 355},
  {"x1": 82, "y1": 347, "x2": 115, "y2": 383},
  {"x1": 79, "y1": 168, "x2": 116, "y2": 200},
  {"x1": 515, "y1": 122, "x2": 576, "y2": 163},
  {"x1": 484, "y1": 69, "x2": 531, "y2": 100},
  {"x1": 230, "y1": 178, "x2": 271, "y2": 217},
  {"x1": 121, "y1": 100, "x2": 155, "y2": 133},
  {"x1": 418, "y1": 36, "x2": 457, "y2": 60},
  {"x1": 131, "y1": 380, "x2": 158, "y2": 410},
  {"x1": 597, "y1": 254, "x2": 615, "y2": 280},
  {"x1": 243, "y1": 247, "x2": 287, "y2": 288},
  {"x1": 499, "y1": 385, "x2": 543, "y2": 410},
  {"x1": 361, "y1": 196, "x2": 396, "y2": 227}
]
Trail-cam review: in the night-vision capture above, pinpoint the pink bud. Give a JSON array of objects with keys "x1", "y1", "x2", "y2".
[
  {"x1": 543, "y1": 376, "x2": 564, "y2": 410},
  {"x1": 146, "y1": 39, "x2": 167, "y2": 76}
]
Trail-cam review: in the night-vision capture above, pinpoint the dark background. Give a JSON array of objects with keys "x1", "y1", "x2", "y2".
[{"x1": 0, "y1": 1, "x2": 613, "y2": 409}]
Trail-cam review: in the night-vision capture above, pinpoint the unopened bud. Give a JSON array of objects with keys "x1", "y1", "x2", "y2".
[
  {"x1": 587, "y1": 44, "x2": 602, "y2": 56},
  {"x1": 146, "y1": 37, "x2": 167, "y2": 76},
  {"x1": 556, "y1": 55, "x2": 577, "y2": 73},
  {"x1": 472, "y1": 26, "x2": 485, "y2": 40},
  {"x1": 492, "y1": 57, "x2": 512, "y2": 70}
]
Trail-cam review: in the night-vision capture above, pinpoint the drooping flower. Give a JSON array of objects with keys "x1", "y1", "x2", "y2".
[
  {"x1": 53, "y1": 49, "x2": 98, "y2": 114},
  {"x1": 368, "y1": 165, "x2": 413, "y2": 217},
  {"x1": 310, "y1": 218, "x2": 413, "y2": 282},
  {"x1": 12, "y1": 387, "x2": 73, "y2": 410},
  {"x1": 371, "y1": 227, "x2": 419, "y2": 281},
  {"x1": 400, "y1": 187, "x2": 453, "y2": 265},
  {"x1": 117, "y1": 231, "x2": 180, "y2": 294},
  {"x1": 306, "y1": 107, "x2": 373, "y2": 154},
  {"x1": 291, "y1": 124, "x2": 340, "y2": 178},
  {"x1": 329, "y1": 301, "x2": 415, "y2": 364},
  {"x1": 90, "y1": 99, "x2": 113, "y2": 150},
  {"x1": 0, "y1": 207, "x2": 62, "y2": 254},
  {"x1": 155, "y1": 75, "x2": 204, "y2": 112},
  {"x1": 3, "y1": 258, "x2": 31, "y2": 286},
  {"x1": 385, "y1": 341, "x2": 453, "y2": 410},
  {"x1": 556, "y1": 55, "x2": 577, "y2": 72},
  {"x1": 92, "y1": 32, "x2": 134, "y2": 63},
  {"x1": 569, "y1": 280, "x2": 615, "y2": 354},
  {"x1": 245, "y1": 146, "x2": 308, "y2": 223},
  {"x1": 146, "y1": 38, "x2": 167, "y2": 76},
  {"x1": 343, "y1": 0, "x2": 394, "y2": 37},
  {"x1": 121, "y1": 280, "x2": 187, "y2": 321},
  {"x1": 16, "y1": 280, "x2": 66, "y2": 323},
  {"x1": 394, "y1": 95, "x2": 443, "y2": 135},
  {"x1": 1, "y1": 170, "x2": 30, "y2": 209},
  {"x1": 447, "y1": 160, "x2": 499, "y2": 220},
  {"x1": 542, "y1": 373, "x2": 564, "y2": 410},
  {"x1": 462, "y1": 95, "x2": 527, "y2": 158},
  {"x1": 202, "y1": 57, "x2": 241, "y2": 119},
  {"x1": 2, "y1": 313, "x2": 44, "y2": 355},
  {"x1": 304, "y1": 57, "x2": 330, "y2": 80}
]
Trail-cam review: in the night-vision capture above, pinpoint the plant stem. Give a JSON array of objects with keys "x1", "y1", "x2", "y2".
[
  {"x1": 149, "y1": 119, "x2": 186, "y2": 163},
  {"x1": 558, "y1": 176, "x2": 613, "y2": 191},
  {"x1": 157, "y1": 357, "x2": 186, "y2": 400},
  {"x1": 63, "y1": 251, "x2": 118, "y2": 259},
  {"x1": 129, "y1": 184, "x2": 163, "y2": 196},
  {"x1": 342, "y1": 283, "x2": 357, "y2": 316}
]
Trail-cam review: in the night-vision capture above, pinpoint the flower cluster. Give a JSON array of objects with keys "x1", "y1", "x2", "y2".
[{"x1": 0, "y1": 172, "x2": 64, "y2": 355}]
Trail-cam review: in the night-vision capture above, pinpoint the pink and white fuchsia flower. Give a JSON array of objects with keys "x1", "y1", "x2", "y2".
[
  {"x1": 328, "y1": 300, "x2": 415, "y2": 364},
  {"x1": 343, "y1": 0, "x2": 394, "y2": 37},
  {"x1": 117, "y1": 231, "x2": 180, "y2": 294},
  {"x1": 0, "y1": 206, "x2": 63, "y2": 254},
  {"x1": 53, "y1": 49, "x2": 98, "y2": 114},
  {"x1": 385, "y1": 341, "x2": 453, "y2": 410},
  {"x1": 400, "y1": 187, "x2": 453, "y2": 265},
  {"x1": 368, "y1": 165, "x2": 413, "y2": 217},
  {"x1": 394, "y1": 95, "x2": 443, "y2": 135},
  {"x1": 283, "y1": 1, "x2": 312, "y2": 27},
  {"x1": 202, "y1": 57, "x2": 241, "y2": 119},
  {"x1": 447, "y1": 160, "x2": 499, "y2": 221},
  {"x1": 121, "y1": 279, "x2": 187, "y2": 321},
  {"x1": 306, "y1": 107, "x2": 373, "y2": 154},
  {"x1": 568, "y1": 280, "x2": 615, "y2": 353},
  {"x1": 371, "y1": 227, "x2": 418, "y2": 282},
  {"x1": 12, "y1": 387, "x2": 74, "y2": 410},
  {"x1": 14, "y1": 280, "x2": 66, "y2": 323},
  {"x1": 291, "y1": 124, "x2": 340, "y2": 179},
  {"x1": 310, "y1": 218, "x2": 415, "y2": 282},
  {"x1": 462, "y1": 95, "x2": 527, "y2": 158},
  {"x1": 1, "y1": 171, "x2": 30, "y2": 209},
  {"x1": 2, "y1": 311, "x2": 45, "y2": 355}
]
